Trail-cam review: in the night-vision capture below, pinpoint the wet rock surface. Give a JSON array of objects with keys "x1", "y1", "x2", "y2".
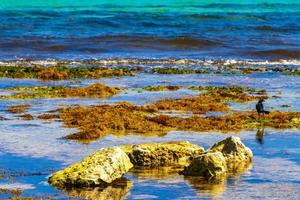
[
  {"x1": 48, "y1": 147, "x2": 133, "y2": 188},
  {"x1": 182, "y1": 152, "x2": 227, "y2": 177},
  {"x1": 48, "y1": 138, "x2": 252, "y2": 189},
  {"x1": 208, "y1": 136, "x2": 253, "y2": 171},
  {"x1": 183, "y1": 136, "x2": 252, "y2": 178},
  {"x1": 122, "y1": 141, "x2": 205, "y2": 167}
]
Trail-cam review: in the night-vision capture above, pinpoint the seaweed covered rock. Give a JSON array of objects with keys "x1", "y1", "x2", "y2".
[
  {"x1": 182, "y1": 152, "x2": 227, "y2": 178},
  {"x1": 182, "y1": 136, "x2": 253, "y2": 178},
  {"x1": 122, "y1": 141, "x2": 205, "y2": 167},
  {"x1": 48, "y1": 147, "x2": 133, "y2": 188},
  {"x1": 208, "y1": 136, "x2": 253, "y2": 170}
]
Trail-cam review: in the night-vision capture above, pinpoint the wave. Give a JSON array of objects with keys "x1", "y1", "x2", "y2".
[
  {"x1": 0, "y1": 35, "x2": 221, "y2": 54},
  {"x1": 248, "y1": 49, "x2": 300, "y2": 59},
  {"x1": 255, "y1": 25, "x2": 300, "y2": 32},
  {"x1": 2, "y1": 58, "x2": 300, "y2": 68},
  {"x1": 71, "y1": 35, "x2": 222, "y2": 49}
]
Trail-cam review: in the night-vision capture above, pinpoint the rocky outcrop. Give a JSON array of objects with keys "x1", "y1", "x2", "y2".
[
  {"x1": 208, "y1": 136, "x2": 253, "y2": 171},
  {"x1": 48, "y1": 147, "x2": 133, "y2": 187},
  {"x1": 182, "y1": 136, "x2": 253, "y2": 178},
  {"x1": 182, "y1": 152, "x2": 227, "y2": 177},
  {"x1": 48, "y1": 138, "x2": 252, "y2": 189},
  {"x1": 121, "y1": 141, "x2": 205, "y2": 167}
]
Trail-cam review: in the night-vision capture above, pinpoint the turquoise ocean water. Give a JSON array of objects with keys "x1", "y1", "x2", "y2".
[
  {"x1": 1, "y1": 1, "x2": 300, "y2": 200},
  {"x1": 0, "y1": 0, "x2": 300, "y2": 60}
]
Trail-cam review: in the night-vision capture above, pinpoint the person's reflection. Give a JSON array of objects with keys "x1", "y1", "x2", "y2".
[{"x1": 256, "y1": 127, "x2": 265, "y2": 144}]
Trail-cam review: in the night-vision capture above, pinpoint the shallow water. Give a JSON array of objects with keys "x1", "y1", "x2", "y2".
[{"x1": 0, "y1": 72, "x2": 300, "y2": 199}]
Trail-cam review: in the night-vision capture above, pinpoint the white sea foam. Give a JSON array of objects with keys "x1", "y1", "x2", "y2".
[{"x1": 1, "y1": 58, "x2": 300, "y2": 67}]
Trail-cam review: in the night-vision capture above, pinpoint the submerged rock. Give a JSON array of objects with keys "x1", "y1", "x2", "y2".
[
  {"x1": 182, "y1": 152, "x2": 227, "y2": 178},
  {"x1": 121, "y1": 141, "x2": 205, "y2": 167},
  {"x1": 208, "y1": 136, "x2": 253, "y2": 170},
  {"x1": 48, "y1": 147, "x2": 133, "y2": 188}
]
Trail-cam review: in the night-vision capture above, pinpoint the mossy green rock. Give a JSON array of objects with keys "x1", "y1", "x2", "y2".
[
  {"x1": 208, "y1": 136, "x2": 253, "y2": 170},
  {"x1": 48, "y1": 147, "x2": 133, "y2": 188},
  {"x1": 182, "y1": 152, "x2": 227, "y2": 177},
  {"x1": 121, "y1": 141, "x2": 205, "y2": 167}
]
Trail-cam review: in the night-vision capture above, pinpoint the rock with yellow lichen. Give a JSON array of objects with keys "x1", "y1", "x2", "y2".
[
  {"x1": 48, "y1": 147, "x2": 133, "y2": 188},
  {"x1": 121, "y1": 141, "x2": 205, "y2": 167},
  {"x1": 48, "y1": 139, "x2": 252, "y2": 189},
  {"x1": 208, "y1": 136, "x2": 253, "y2": 171},
  {"x1": 182, "y1": 136, "x2": 252, "y2": 178},
  {"x1": 182, "y1": 152, "x2": 227, "y2": 178}
]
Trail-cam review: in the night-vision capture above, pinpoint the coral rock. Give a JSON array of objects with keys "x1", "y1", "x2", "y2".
[
  {"x1": 48, "y1": 147, "x2": 133, "y2": 188},
  {"x1": 182, "y1": 152, "x2": 227, "y2": 178},
  {"x1": 208, "y1": 136, "x2": 253, "y2": 170},
  {"x1": 122, "y1": 141, "x2": 205, "y2": 167}
]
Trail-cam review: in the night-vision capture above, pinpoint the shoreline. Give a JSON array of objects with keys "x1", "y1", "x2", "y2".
[{"x1": 1, "y1": 58, "x2": 300, "y2": 66}]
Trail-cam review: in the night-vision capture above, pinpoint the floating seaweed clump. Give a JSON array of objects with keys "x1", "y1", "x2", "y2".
[
  {"x1": 18, "y1": 114, "x2": 34, "y2": 120},
  {"x1": 37, "y1": 113, "x2": 60, "y2": 120},
  {"x1": 151, "y1": 85, "x2": 266, "y2": 114},
  {"x1": 150, "y1": 111, "x2": 300, "y2": 132},
  {"x1": 152, "y1": 68, "x2": 208, "y2": 74},
  {"x1": 189, "y1": 85, "x2": 267, "y2": 102},
  {"x1": 0, "y1": 83, "x2": 120, "y2": 99},
  {"x1": 144, "y1": 85, "x2": 181, "y2": 91},
  {"x1": 283, "y1": 69, "x2": 300, "y2": 76},
  {"x1": 0, "y1": 188, "x2": 22, "y2": 197},
  {"x1": 59, "y1": 101, "x2": 300, "y2": 142},
  {"x1": 151, "y1": 94, "x2": 230, "y2": 114},
  {"x1": 32, "y1": 85, "x2": 298, "y2": 143},
  {"x1": 0, "y1": 65, "x2": 142, "y2": 80},
  {"x1": 6, "y1": 104, "x2": 32, "y2": 114},
  {"x1": 61, "y1": 102, "x2": 169, "y2": 142}
]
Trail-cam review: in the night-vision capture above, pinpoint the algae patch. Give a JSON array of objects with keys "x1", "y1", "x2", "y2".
[
  {"x1": 0, "y1": 65, "x2": 142, "y2": 80},
  {"x1": 144, "y1": 85, "x2": 181, "y2": 91},
  {"x1": 1, "y1": 83, "x2": 120, "y2": 99},
  {"x1": 6, "y1": 104, "x2": 32, "y2": 114},
  {"x1": 59, "y1": 106, "x2": 300, "y2": 142},
  {"x1": 32, "y1": 85, "x2": 300, "y2": 142},
  {"x1": 61, "y1": 102, "x2": 169, "y2": 142},
  {"x1": 152, "y1": 68, "x2": 203, "y2": 74},
  {"x1": 152, "y1": 85, "x2": 265, "y2": 114}
]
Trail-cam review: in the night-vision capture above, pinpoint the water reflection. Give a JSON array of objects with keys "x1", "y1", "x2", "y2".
[
  {"x1": 255, "y1": 121, "x2": 269, "y2": 145},
  {"x1": 185, "y1": 162, "x2": 252, "y2": 199},
  {"x1": 184, "y1": 176, "x2": 226, "y2": 198},
  {"x1": 129, "y1": 166, "x2": 182, "y2": 180},
  {"x1": 66, "y1": 178, "x2": 132, "y2": 200},
  {"x1": 256, "y1": 128, "x2": 265, "y2": 144}
]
